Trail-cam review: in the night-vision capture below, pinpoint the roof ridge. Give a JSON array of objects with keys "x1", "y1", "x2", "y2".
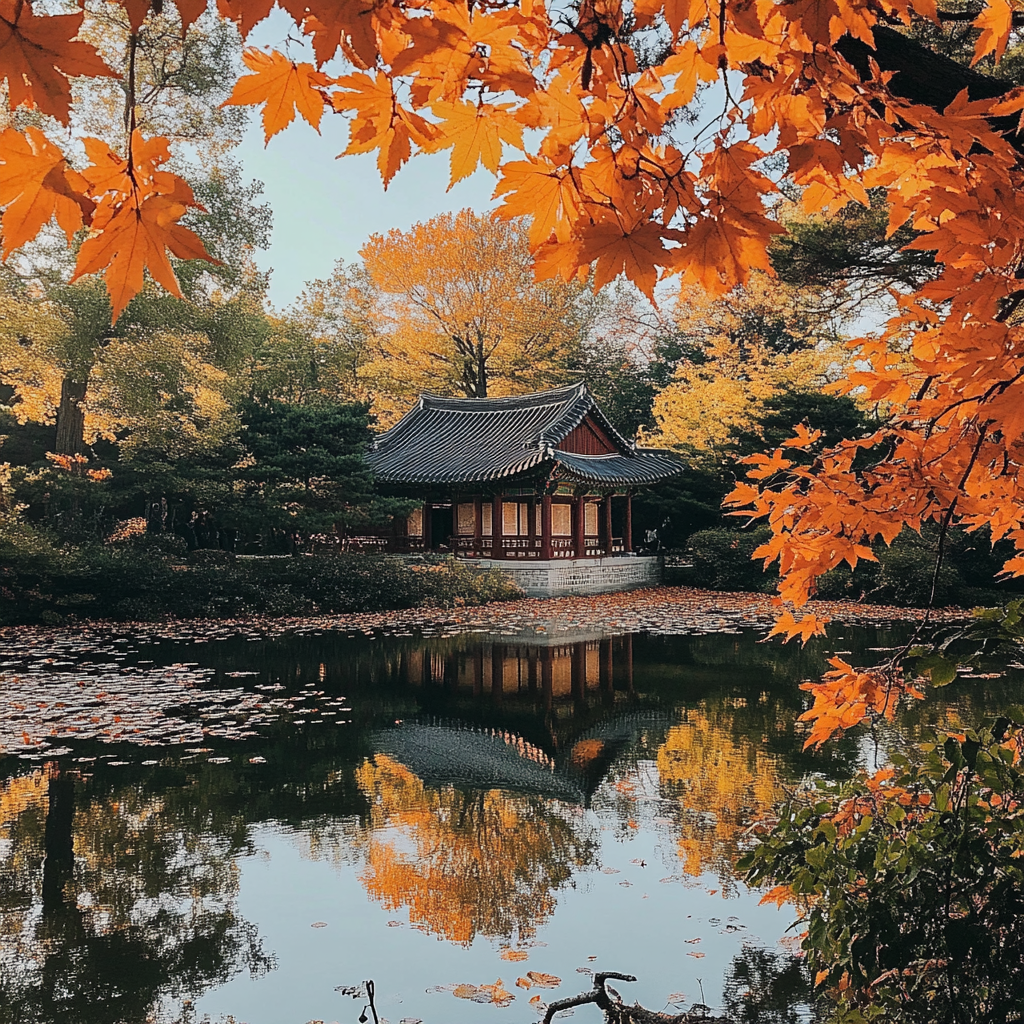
[{"x1": 419, "y1": 381, "x2": 586, "y2": 412}]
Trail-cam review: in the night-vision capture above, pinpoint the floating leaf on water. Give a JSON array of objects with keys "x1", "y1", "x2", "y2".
[
  {"x1": 500, "y1": 949, "x2": 529, "y2": 962},
  {"x1": 687, "y1": 952, "x2": 705, "y2": 958},
  {"x1": 666, "y1": 992, "x2": 687, "y2": 1005},
  {"x1": 525, "y1": 972, "x2": 560, "y2": 988},
  {"x1": 516, "y1": 977, "x2": 532, "y2": 989},
  {"x1": 310, "y1": 921, "x2": 328, "y2": 928}
]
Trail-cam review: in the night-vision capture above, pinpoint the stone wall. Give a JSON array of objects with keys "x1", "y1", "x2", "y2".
[{"x1": 466, "y1": 555, "x2": 661, "y2": 598}]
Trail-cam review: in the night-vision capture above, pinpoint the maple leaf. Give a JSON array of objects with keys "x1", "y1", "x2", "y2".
[
  {"x1": 71, "y1": 133, "x2": 219, "y2": 321},
  {"x1": 427, "y1": 101, "x2": 524, "y2": 186},
  {"x1": 0, "y1": 127, "x2": 93, "y2": 259},
  {"x1": 575, "y1": 219, "x2": 677, "y2": 297},
  {"x1": 222, "y1": 48, "x2": 330, "y2": 142},
  {"x1": 0, "y1": 1, "x2": 117, "y2": 123},
  {"x1": 72, "y1": 189, "x2": 216, "y2": 321},
  {"x1": 766, "y1": 610, "x2": 830, "y2": 644},
  {"x1": 334, "y1": 71, "x2": 438, "y2": 186},
  {"x1": 214, "y1": 0, "x2": 277, "y2": 36},
  {"x1": 494, "y1": 156, "x2": 581, "y2": 246},
  {"x1": 973, "y1": 0, "x2": 1014, "y2": 64},
  {"x1": 303, "y1": 0, "x2": 382, "y2": 68}
]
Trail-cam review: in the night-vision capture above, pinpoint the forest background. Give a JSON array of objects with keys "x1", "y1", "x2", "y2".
[{"x1": 5, "y1": 2, "x2": 1021, "y2": 625}]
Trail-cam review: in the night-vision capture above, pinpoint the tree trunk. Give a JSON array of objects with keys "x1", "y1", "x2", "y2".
[
  {"x1": 55, "y1": 378, "x2": 87, "y2": 456},
  {"x1": 42, "y1": 764, "x2": 76, "y2": 917}
]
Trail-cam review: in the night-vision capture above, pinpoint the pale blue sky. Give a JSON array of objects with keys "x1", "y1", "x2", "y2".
[{"x1": 236, "y1": 12, "x2": 497, "y2": 309}]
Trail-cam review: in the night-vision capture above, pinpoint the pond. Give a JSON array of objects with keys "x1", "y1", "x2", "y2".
[{"x1": 1, "y1": 617, "x2": 1020, "y2": 1024}]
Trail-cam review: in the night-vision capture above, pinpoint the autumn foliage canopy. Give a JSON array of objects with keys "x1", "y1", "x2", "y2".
[{"x1": 3, "y1": 0, "x2": 1024, "y2": 739}]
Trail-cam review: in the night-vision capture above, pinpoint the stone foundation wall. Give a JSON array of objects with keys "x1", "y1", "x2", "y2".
[{"x1": 467, "y1": 555, "x2": 661, "y2": 598}]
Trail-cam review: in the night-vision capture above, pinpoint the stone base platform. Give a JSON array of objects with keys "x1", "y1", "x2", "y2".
[{"x1": 465, "y1": 555, "x2": 661, "y2": 598}]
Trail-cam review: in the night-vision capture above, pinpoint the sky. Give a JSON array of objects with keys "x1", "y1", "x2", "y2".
[{"x1": 236, "y1": 12, "x2": 498, "y2": 310}]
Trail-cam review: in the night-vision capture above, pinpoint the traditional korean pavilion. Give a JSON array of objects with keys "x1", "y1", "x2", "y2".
[{"x1": 367, "y1": 383, "x2": 682, "y2": 595}]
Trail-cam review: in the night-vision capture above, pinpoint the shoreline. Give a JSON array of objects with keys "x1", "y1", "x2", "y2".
[{"x1": 0, "y1": 585, "x2": 973, "y2": 649}]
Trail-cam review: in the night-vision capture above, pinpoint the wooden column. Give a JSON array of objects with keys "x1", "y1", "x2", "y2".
[
  {"x1": 528, "y1": 497, "x2": 537, "y2": 555},
  {"x1": 491, "y1": 645, "x2": 504, "y2": 703},
  {"x1": 573, "y1": 496, "x2": 586, "y2": 559},
  {"x1": 599, "y1": 637, "x2": 614, "y2": 695},
  {"x1": 474, "y1": 496, "x2": 483, "y2": 555},
  {"x1": 527, "y1": 647, "x2": 538, "y2": 694},
  {"x1": 602, "y1": 495, "x2": 613, "y2": 556},
  {"x1": 423, "y1": 501, "x2": 432, "y2": 550},
  {"x1": 473, "y1": 647, "x2": 484, "y2": 697},
  {"x1": 541, "y1": 646, "x2": 553, "y2": 709},
  {"x1": 625, "y1": 492, "x2": 633, "y2": 553},
  {"x1": 571, "y1": 642, "x2": 586, "y2": 701},
  {"x1": 491, "y1": 492, "x2": 504, "y2": 559},
  {"x1": 541, "y1": 494, "x2": 553, "y2": 559}
]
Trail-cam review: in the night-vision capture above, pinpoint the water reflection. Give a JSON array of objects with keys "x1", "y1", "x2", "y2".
[
  {"x1": 354, "y1": 754, "x2": 596, "y2": 945},
  {"x1": 0, "y1": 622, "x2": 999, "y2": 1023},
  {"x1": 0, "y1": 766, "x2": 272, "y2": 1024}
]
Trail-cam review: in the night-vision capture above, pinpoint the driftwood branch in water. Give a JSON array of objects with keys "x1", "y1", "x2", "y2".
[{"x1": 541, "y1": 972, "x2": 732, "y2": 1024}]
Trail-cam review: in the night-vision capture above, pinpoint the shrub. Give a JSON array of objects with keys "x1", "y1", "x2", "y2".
[
  {"x1": 684, "y1": 526, "x2": 778, "y2": 593},
  {"x1": 0, "y1": 528, "x2": 521, "y2": 625}
]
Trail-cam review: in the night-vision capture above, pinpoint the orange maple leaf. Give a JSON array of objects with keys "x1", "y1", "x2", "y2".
[
  {"x1": 0, "y1": 1, "x2": 117, "y2": 123},
  {"x1": 494, "y1": 156, "x2": 582, "y2": 246},
  {"x1": 973, "y1": 0, "x2": 1014, "y2": 64},
  {"x1": 766, "y1": 610, "x2": 830, "y2": 644},
  {"x1": 71, "y1": 133, "x2": 219, "y2": 321},
  {"x1": 576, "y1": 219, "x2": 678, "y2": 297},
  {"x1": 0, "y1": 127, "x2": 93, "y2": 259},
  {"x1": 222, "y1": 48, "x2": 330, "y2": 142},
  {"x1": 427, "y1": 100, "x2": 524, "y2": 186},
  {"x1": 333, "y1": 71, "x2": 438, "y2": 186}
]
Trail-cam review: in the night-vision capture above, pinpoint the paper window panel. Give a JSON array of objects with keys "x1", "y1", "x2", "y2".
[
  {"x1": 457, "y1": 503, "x2": 475, "y2": 535},
  {"x1": 585, "y1": 502, "x2": 598, "y2": 535},
  {"x1": 503, "y1": 502, "x2": 519, "y2": 535},
  {"x1": 552, "y1": 503, "x2": 572, "y2": 536},
  {"x1": 482, "y1": 503, "x2": 492, "y2": 536},
  {"x1": 406, "y1": 507, "x2": 423, "y2": 537}
]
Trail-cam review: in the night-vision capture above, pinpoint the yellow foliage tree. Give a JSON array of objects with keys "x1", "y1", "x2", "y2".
[
  {"x1": 657, "y1": 707, "x2": 786, "y2": 886},
  {"x1": 647, "y1": 275, "x2": 845, "y2": 458},
  {"x1": 354, "y1": 754, "x2": 595, "y2": 945},
  {"x1": 360, "y1": 210, "x2": 596, "y2": 425}
]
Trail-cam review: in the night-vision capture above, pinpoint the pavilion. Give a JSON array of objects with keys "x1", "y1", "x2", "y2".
[{"x1": 366, "y1": 383, "x2": 682, "y2": 595}]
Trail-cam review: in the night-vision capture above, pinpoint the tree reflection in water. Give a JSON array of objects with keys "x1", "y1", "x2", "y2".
[
  {"x1": 353, "y1": 754, "x2": 597, "y2": 944},
  {"x1": 0, "y1": 764, "x2": 273, "y2": 1024}
]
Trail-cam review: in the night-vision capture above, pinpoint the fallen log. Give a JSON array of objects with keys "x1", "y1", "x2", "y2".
[{"x1": 541, "y1": 972, "x2": 733, "y2": 1024}]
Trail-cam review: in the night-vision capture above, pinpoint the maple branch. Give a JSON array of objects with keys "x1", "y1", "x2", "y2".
[
  {"x1": 125, "y1": 30, "x2": 139, "y2": 177},
  {"x1": 835, "y1": 26, "x2": 1024, "y2": 152},
  {"x1": 937, "y1": 7, "x2": 1024, "y2": 26}
]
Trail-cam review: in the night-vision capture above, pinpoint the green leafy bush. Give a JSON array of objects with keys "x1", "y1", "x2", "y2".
[
  {"x1": 0, "y1": 527, "x2": 521, "y2": 625},
  {"x1": 684, "y1": 526, "x2": 778, "y2": 593},
  {"x1": 741, "y1": 720, "x2": 1024, "y2": 1024}
]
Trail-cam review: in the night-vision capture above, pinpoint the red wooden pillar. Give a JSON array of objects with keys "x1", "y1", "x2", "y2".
[
  {"x1": 541, "y1": 494, "x2": 553, "y2": 559},
  {"x1": 625, "y1": 492, "x2": 633, "y2": 553},
  {"x1": 528, "y1": 497, "x2": 537, "y2": 555},
  {"x1": 602, "y1": 495, "x2": 613, "y2": 556},
  {"x1": 600, "y1": 637, "x2": 614, "y2": 699},
  {"x1": 571, "y1": 642, "x2": 586, "y2": 700},
  {"x1": 423, "y1": 501, "x2": 432, "y2": 550},
  {"x1": 491, "y1": 645, "x2": 504, "y2": 703},
  {"x1": 541, "y1": 646, "x2": 553, "y2": 709},
  {"x1": 573, "y1": 496, "x2": 585, "y2": 559},
  {"x1": 474, "y1": 496, "x2": 483, "y2": 555},
  {"x1": 491, "y1": 492, "x2": 504, "y2": 559}
]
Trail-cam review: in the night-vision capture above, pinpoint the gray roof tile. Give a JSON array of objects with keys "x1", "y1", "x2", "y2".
[{"x1": 368, "y1": 382, "x2": 682, "y2": 487}]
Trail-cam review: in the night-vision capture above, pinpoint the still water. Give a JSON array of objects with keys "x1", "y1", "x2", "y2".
[{"x1": 1, "y1": 622, "x2": 1019, "y2": 1024}]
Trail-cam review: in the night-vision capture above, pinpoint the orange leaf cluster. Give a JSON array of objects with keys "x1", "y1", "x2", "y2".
[{"x1": 798, "y1": 658, "x2": 924, "y2": 749}]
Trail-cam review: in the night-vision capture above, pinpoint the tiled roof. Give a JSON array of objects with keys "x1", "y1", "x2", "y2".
[{"x1": 367, "y1": 382, "x2": 682, "y2": 487}]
